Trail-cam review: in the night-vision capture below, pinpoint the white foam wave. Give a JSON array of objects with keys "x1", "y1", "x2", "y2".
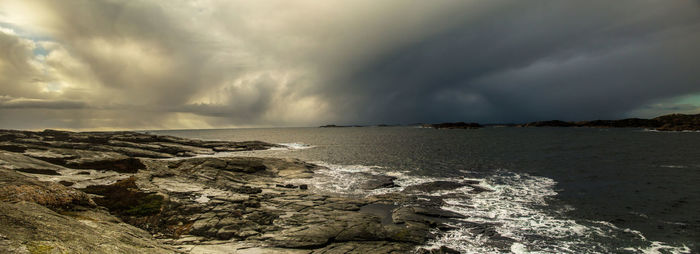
[
  {"x1": 159, "y1": 142, "x2": 316, "y2": 160},
  {"x1": 296, "y1": 161, "x2": 486, "y2": 196},
  {"x1": 425, "y1": 172, "x2": 691, "y2": 253},
  {"x1": 642, "y1": 129, "x2": 700, "y2": 133},
  {"x1": 296, "y1": 162, "x2": 692, "y2": 253},
  {"x1": 659, "y1": 165, "x2": 688, "y2": 169},
  {"x1": 426, "y1": 173, "x2": 600, "y2": 253},
  {"x1": 624, "y1": 241, "x2": 692, "y2": 254},
  {"x1": 290, "y1": 162, "x2": 390, "y2": 195},
  {"x1": 270, "y1": 142, "x2": 315, "y2": 150}
]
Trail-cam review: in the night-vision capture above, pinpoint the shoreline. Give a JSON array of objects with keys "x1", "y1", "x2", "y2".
[{"x1": 0, "y1": 129, "x2": 466, "y2": 253}]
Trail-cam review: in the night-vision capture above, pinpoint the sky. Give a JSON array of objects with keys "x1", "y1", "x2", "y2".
[{"x1": 0, "y1": 0, "x2": 699, "y2": 130}]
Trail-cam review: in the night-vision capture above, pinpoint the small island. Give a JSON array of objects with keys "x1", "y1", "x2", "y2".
[{"x1": 319, "y1": 124, "x2": 349, "y2": 128}]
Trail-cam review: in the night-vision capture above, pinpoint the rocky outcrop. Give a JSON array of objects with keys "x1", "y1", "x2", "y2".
[
  {"x1": 0, "y1": 129, "x2": 279, "y2": 159},
  {"x1": 0, "y1": 201, "x2": 174, "y2": 254},
  {"x1": 358, "y1": 173, "x2": 398, "y2": 189},
  {"x1": 653, "y1": 113, "x2": 700, "y2": 131},
  {"x1": 0, "y1": 168, "x2": 95, "y2": 209},
  {"x1": 0, "y1": 129, "x2": 469, "y2": 253}
]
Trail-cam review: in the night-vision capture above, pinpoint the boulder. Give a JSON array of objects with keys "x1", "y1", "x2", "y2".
[{"x1": 359, "y1": 173, "x2": 398, "y2": 189}]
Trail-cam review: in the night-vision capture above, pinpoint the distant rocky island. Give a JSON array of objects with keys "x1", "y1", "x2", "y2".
[
  {"x1": 319, "y1": 124, "x2": 398, "y2": 128},
  {"x1": 319, "y1": 124, "x2": 353, "y2": 128},
  {"x1": 521, "y1": 113, "x2": 700, "y2": 131},
  {"x1": 399, "y1": 113, "x2": 700, "y2": 131},
  {"x1": 422, "y1": 122, "x2": 483, "y2": 129},
  {"x1": 0, "y1": 129, "x2": 469, "y2": 253}
]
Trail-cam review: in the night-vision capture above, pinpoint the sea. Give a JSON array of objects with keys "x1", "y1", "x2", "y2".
[{"x1": 152, "y1": 127, "x2": 699, "y2": 253}]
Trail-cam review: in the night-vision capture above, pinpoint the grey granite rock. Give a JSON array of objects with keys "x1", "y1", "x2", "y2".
[{"x1": 0, "y1": 129, "x2": 484, "y2": 253}]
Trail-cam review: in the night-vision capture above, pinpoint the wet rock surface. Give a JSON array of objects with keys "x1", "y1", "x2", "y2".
[{"x1": 0, "y1": 129, "x2": 477, "y2": 253}]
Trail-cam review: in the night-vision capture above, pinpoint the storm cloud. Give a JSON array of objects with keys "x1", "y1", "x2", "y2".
[{"x1": 0, "y1": 0, "x2": 699, "y2": 130}]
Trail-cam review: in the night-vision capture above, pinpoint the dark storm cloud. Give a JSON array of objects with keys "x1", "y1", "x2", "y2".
[
  {"x1": 316, "y1": 1, "x2": 700, "y2": 124},
  {"x1": 0, "y1": 0, "x2": 699, "y2": 129}
]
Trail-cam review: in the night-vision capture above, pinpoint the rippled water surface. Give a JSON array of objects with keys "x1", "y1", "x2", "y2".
[{"x1": 153, "y1": 127, "x2": 700, "y2": 253}]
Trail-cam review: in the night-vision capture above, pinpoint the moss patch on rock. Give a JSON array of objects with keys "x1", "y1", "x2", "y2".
[
  {"x1": 82, "y1": 177, "x2": 165, "y2": 217},
  {"x1": 125, "y1": 194, "x2": 164, "y2": 216}
]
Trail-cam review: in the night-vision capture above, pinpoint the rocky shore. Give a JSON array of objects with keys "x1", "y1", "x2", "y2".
[{"x1": 0, "y1": 129, "x2": 474, "y2": 253}]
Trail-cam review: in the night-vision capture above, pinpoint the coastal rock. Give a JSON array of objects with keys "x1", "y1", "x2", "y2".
[
  {"x1": 22, "y1": 148, "x2": 146, "y2": 173},
  {"x1": 359, "y1": 173, "x2": 398, "y2": 189},
  {"x1": 0, "y1": 201, "x2": 173, "y2": 253},
  {"x1": 98, "y1": 144, "x2": 175, "y2": 158},
  {"x1": 82, "y1": 177, "x2": 166, "y2": 218},
  {"x1": 0, "y1": 129, "x2": 457, "y2": 253},
  {"x1": 468, "y1": 184, "x2": 494, "y2": 194},
  {"x1": 0, "y1": 151, "x2": 67, "y2": 174},
  {"x1": 312, "y1": 241, "x2": 413, "y2": 253},
  {"x1": 654, "y1": 113, "x2": 700, "y2": 131},
  {"x1": 0, "y1": 165, "x2": 172, "y2": 253},
  {"x1": 270, "y1": 211, "x2": 415, "y2": 248},
  {"x1": 0, "y1": 169, "x2": 95, "y2": 209},
  {"x1": 0, "y1": 129, "x2": 278, "y2": 159},
  {"x1": 416, "y1": 246, "x2": 461, "y2": 254}
]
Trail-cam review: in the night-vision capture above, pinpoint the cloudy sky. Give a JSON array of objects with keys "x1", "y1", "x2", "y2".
[{"x1": 1, "y1": 0, "x2": 699, "y2": 130}]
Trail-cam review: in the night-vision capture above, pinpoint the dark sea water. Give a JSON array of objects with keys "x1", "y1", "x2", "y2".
[{"x1": 152, "y1": 127, "x2": 699, "y2": 253}]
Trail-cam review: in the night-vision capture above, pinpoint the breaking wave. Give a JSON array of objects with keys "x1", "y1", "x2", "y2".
[
  {"x1": 271, "y1": 142, "x2": 315, "y2": 150},
  {"x1": 298, "y1": 162, "x2": 691, "y2": 254}
]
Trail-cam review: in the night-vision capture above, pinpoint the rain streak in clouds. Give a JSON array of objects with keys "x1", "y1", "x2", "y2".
[{"x1": 1, "y1": 0, "x2": 699, "y2": 130}]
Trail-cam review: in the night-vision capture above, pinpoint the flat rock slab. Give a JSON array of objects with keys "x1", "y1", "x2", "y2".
[{"x1": 0, "y1": 151, "x2": 67, "y2": 173}]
